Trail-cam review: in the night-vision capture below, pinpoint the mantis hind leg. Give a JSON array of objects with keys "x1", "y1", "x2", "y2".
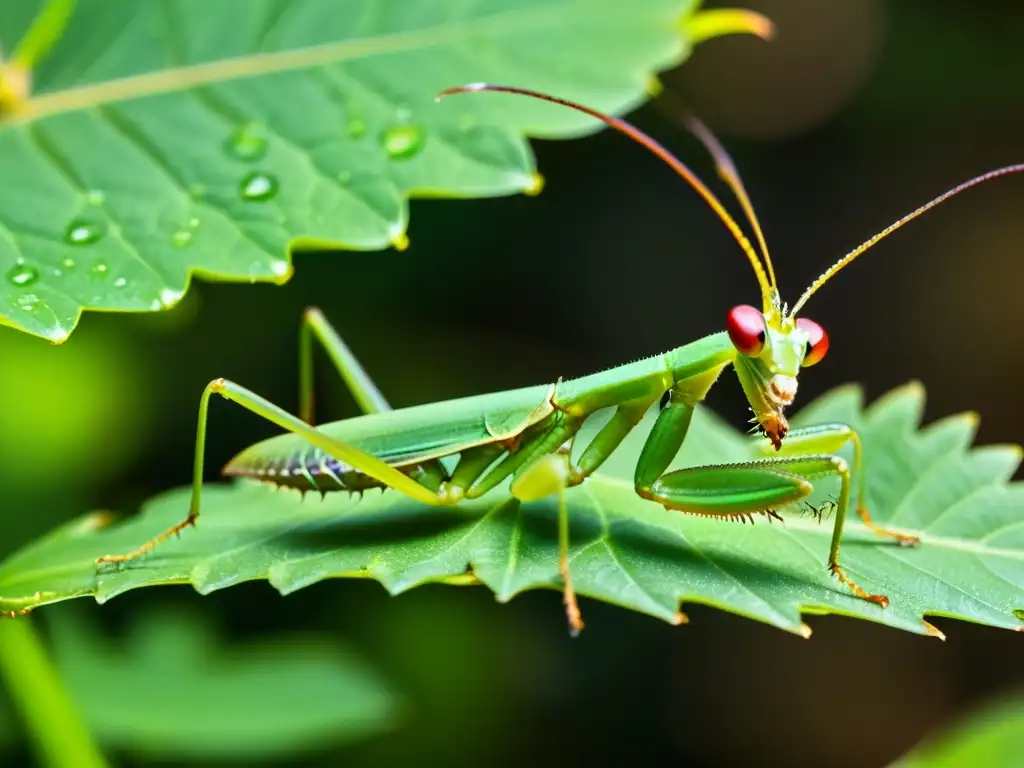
[
  {"x1": 96, "y1": 378, "x2": 451, "y2": 566},
  {"x1": 510, "y1": 449, "x2": 582, "y2": 636},
  {"x1": 299, "y1": 307, "x2": 390, "y2": 421},
  {"x1": 763, "y1": 424, "x2": 920, "y2": 548}
]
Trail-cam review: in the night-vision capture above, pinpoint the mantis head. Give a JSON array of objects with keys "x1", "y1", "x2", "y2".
[
  {"x1": 436, "y1": 83, "x2": 1024, "y2": 450},
  {"x1": 726, "y1": 303, "x2": 827, "y2": 449}
]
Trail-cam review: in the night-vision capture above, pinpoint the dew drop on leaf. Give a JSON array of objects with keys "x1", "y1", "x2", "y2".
[
  {"x1": 15, "y1": 293, "x2": 39, "y2": 311},
  {"x1": 89, "y1": 261, "x2": 109, "y2": 279},
  {"x1": 171, "y1": 230, "x2": 193, "y2": 247},
  {"x1": 65, "y1": 218, "x2": 106, "y2": 246},
  {"x1": 86, "y1": 189, "x2": 105, "y2": 206},
  {"x1": 60, "y1": 257, "x2": 76, "y2": 270},
  {"x1": 380, "y1": 125, "x2": 425, "y2": 160},
  {"x1": 113, "y1": 277, "x2": 127, "y2": 288},
  {"x1": 188, "y1": 217, "x2": 200, "y2": 229},
  {"x1": 337, "y1": 170, "x2": 352, "y2": 184},
  {"x1": 240, "y1": 172, "x2": 278, "y2": 202},
  {"x1": 159, "y1": 287, "x2": 184, "y2": 308},
  {"x1": 6, "y1": 263, "x2": 39, "y2": 287},
  {"x1": 225, "y1": 125, "x2": 267, "y2": 161}
]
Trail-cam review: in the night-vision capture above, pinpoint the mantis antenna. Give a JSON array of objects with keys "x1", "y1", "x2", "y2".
[
  {"x1": 435, "y1": 82, "x2": 775, "y2": 313},
  {"x1": 676, "y1": 112, "x2": 776, "y2": 292},
  {"x1": 790, "y1": 164, "x2": 1024, "y2": 315}
]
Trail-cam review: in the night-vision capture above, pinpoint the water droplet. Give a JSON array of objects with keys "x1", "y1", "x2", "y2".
[
  {"x1": 60, "y1": 257, "x2": 76, "y2": 270},
  {"x1": 15, "y1": 293, "x2": 39, "y2": 311},
  {"x1": 395, "y1": 104, "x2": 413, "y2": 123},
  {"x1": 171, "y1": 230, "x2": 193, "y2": 247},
  {"x1": 270, "y1": 260, "x2": 291, "y2": 279},
  {"x1": 188, "y1": 217, "x2": 200, "y2": 229},
  {"x1": 52, "y1": 268, "x2": 62, "y2": 277},
  {"x1": 347, "y1": 119, "x2": 367, "y2": 138},
  {"x1": 6, "y1": 263, "x2": 39, "y2": 287},
  {"x1": 89, "y1": 261, "x2": 109, "y2": 278},
  {"x1": 86, "y1": 189, "x2": 105, "y2": 206},
  {"x1": 159, "y1": 288, "x2": 184, "y2": 308},
  {"x1": 380, "y1": 124, "x2": 425, "y2": 161},
  {"x1": 65, "y1": 218, "x2": 106, "y2": 245},
  {"x1": 337, "y1": 170, "x2": 352, "y2": 184},
  {"x1": 225, "y1": 124, "x2": 267, "y2": 161},
  {"x1": 113, "y1": 277, "x2": 127, "y2": 288},
  {"x1": 240, "y1": 172, "x2": 278, "y2": 202}
]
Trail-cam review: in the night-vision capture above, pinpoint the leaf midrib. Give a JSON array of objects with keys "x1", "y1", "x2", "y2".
[{"x1": 15, "y1": 3, "x2": 579, "y2": 124}]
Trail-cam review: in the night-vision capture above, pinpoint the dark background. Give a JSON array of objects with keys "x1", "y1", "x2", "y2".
[{"x1": 1, "y1": 1, "x2": 1022, "y2": 765}]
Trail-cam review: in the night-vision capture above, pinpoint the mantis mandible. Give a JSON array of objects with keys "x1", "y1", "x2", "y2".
[{"x1": 98, "y1": 83, "x2": 1024, "y2": 636}]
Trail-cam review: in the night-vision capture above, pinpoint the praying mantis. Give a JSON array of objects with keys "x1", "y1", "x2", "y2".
[{"x1": 97, "y1": 83, "x2": 1024, "y2": 636}]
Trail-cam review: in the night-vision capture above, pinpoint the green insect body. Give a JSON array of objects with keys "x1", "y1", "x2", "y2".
[{"x1": 98, "y1": 84, "x2": 1024, "y2": 636}]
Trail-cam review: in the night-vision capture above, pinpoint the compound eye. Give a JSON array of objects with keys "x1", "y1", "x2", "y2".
[
  {"x1": 726, "y1": 305, "x2": 766, "y2": 357},
  {"x1": 797, "y1": 317, "x2": 829, "y2": 367}
]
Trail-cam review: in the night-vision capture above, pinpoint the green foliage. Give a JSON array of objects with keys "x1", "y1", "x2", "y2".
[
  {"x1": 0, "y1": 0, "x2": 765, "y2": 342},
  {"x1": 0, "y1": 383, "x2": 1020, "y2": 636},
  {"x1": 892, "y1": 692, "x2": 1024, "y2": 767},
  {"x1": 45, "y1": 608, "x2": 398, "y2": 761}
]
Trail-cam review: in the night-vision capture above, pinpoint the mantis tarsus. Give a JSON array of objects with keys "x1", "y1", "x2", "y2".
[{"x1": 98, "y1": 84, "x2": 1024, "y2": 636}]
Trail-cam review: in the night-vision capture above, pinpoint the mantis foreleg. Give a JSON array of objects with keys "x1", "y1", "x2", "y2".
[
  {"x1": 632, "y1": 400, "x2": 892, "y2": 606},
  {"x1": 762, "y1": 424, "x2": 920, "y2": 547}
]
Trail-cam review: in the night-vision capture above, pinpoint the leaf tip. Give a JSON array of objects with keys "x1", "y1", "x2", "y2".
[
  {"x1": 922, "y1": 620, "x2": 946, "y2": 641},
  {"x1": 389, "y1": 231, "x2": 410, "y2": 252},
  {"x1": 683, "y1": 9, "x2": 777, "y2": 46},
  {"x1": 671, "y1": 610, "x2": 689, "y2": 626},
  {"x1": 46, "y1": 324, "x2": 71, "y2": 344},
  {"x1": 270, "y1": 259, "x2": 293, "y2": 282},
  {"x1": 523, "y1": 172, "x2": 545, "y2": 197},
  {"x1": 797, "y1": 622, "x2": 813, "y2": 639}
]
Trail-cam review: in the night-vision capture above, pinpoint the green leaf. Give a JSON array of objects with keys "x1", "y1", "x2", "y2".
[
  {"x1": 47, "y1": 607, "x2": 399, "y2": 760},
  {"x1": 892, "y1": 692, "x2": 1024, "y2": 767},
  {"x1": 1, "y1": 383, "x2": 1021, "y2": 637},
  {"x1": 0, "y1": 0, "x2": 766, "y2": 342}
]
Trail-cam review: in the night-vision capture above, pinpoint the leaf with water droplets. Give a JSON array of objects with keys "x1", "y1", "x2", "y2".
[
  {"x1": 380, "y1": 124, "x2": 426, "y2": 160},
  {"x1": 0, "y1": 384, "x2": 1020, "y2": 637},
  {"x1": 0, "y1": 0, "x2": 770, "y2": 341}
]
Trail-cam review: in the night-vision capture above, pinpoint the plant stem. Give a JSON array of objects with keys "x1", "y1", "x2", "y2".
[{"x1": 0, "y1": 617, "x2": 108, "y2": 768}]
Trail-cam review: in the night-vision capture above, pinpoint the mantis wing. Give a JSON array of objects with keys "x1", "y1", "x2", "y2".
[{"x1": 224, "y1": 382, "x2": 557, "y2": 473}]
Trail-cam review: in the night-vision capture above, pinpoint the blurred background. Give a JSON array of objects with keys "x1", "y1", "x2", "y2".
[{"x1": 1, "y1": 0, "x2": 1022, "y2": 765}]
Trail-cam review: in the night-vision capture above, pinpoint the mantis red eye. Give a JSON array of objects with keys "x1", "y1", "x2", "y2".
[
  {"x1": 726, "y1": 305, "x2": 766, "y2": 357},
  {"x1": 797, "y1": 318, "x2": 829, "y2": 366}
]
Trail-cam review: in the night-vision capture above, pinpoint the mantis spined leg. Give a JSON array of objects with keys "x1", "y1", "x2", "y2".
[
  {"x1": 634, "y1": 400, "x2": 891, "y2": 605},
  {"x1": 95, "y1": 377, "x2": 452, "y2": 565}
]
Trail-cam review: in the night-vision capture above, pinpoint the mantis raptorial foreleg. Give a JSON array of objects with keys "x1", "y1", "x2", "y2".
[
  {"x1": 764, "y1": 424, "x2": 920, "y2": 547},
  {"x1": 633, "y1": 397, "x2": 897, "y2": 606}
]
